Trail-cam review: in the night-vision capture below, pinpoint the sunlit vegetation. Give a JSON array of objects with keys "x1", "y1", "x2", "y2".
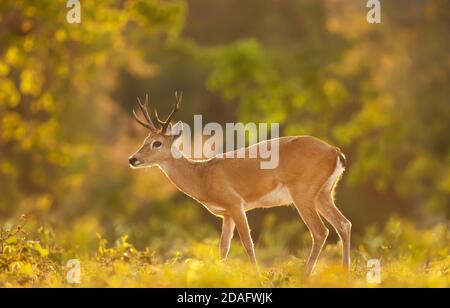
[
  {"x1": 0, "y1": 216, "x2": 447, "y2": 287},
  {"x1": 0, "y1": 1, "x2": 448, "y2": 287}
]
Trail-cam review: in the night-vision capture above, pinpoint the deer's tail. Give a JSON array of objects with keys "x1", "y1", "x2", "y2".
[
  {"x1": 335, "y1": 147, "x2": 347, "y2": 169},
  {"x1": 321, "y1": 147, "x2": 347, "y2": 200}
]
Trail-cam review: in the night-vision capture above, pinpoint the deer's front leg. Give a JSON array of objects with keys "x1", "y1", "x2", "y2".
[
  {"x1": 230, "y1": 205, "x2": 257, "y2": 265},
  {"x1": 220, "y1": 215, "x2": 235, "y2": 260}
]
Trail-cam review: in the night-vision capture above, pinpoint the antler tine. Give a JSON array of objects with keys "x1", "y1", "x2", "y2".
[
  {"x1": 160, "y1": 91, "x2": 182, "y2": 133},
  {"x1": 137, "y1": 95, "x2": 153, "y2": 124},
  {"x1": 154, "y1": 109, "x2": 165, "y2": 127},
  {"x1": 133, "y1": 108, "x2": 153, "y2": 130},
  {"x1": 134, "y1": 94, "x2": 157, "y2": 130}
]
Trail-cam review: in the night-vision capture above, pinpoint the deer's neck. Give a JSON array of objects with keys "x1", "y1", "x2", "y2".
[{"x1": 158, "y1": 154, "x2": 205, "y2": 200}]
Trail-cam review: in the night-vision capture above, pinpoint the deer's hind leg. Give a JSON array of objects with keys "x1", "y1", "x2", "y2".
[
  {"x1": 288, "y1": 188, "x2": 329, "y2": 276},
  {"x1": 316, "y1": 190, "x2": 352, "y2": 270}
]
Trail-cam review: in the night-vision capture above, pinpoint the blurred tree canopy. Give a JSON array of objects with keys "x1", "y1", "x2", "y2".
[{"x1": 0, "y1": 0, "x2": 448, "y2": 251}]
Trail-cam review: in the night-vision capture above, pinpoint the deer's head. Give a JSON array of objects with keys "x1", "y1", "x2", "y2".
[{"x1": 128, "y1": 92, "x2": 183, "y2": 168}]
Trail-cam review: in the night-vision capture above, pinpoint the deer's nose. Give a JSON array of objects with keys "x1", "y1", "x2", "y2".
[{"x1": 129, "y1": 156, "x2": 139, "y2": 166}]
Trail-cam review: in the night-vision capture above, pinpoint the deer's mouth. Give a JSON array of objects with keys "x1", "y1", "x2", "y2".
[{"x1": 129, "y1": 156, "x2": 144, "y2": 167}]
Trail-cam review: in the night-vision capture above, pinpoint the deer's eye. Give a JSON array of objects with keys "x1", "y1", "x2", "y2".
[{"x1": 151, "y1": 141, "x2": 163, "y2": 149}]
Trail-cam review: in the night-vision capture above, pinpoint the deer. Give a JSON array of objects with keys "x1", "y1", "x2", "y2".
[{"x1": 128, "y1": 92, "x2": 352, "y2": 276}]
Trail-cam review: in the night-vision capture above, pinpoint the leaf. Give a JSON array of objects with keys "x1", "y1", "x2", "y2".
[
  {"x1": 5, "y1": 236, "x2": 18, "y2": 245},
  {"x1": 20, "y1": 69, "x2": 44, "y2": 96},
  {"x1": 27, "y1": 241, "x2": 49, "y2": 257},
  {"x1": 18, "y1": 263, "x2": 34, "y2": 277}
]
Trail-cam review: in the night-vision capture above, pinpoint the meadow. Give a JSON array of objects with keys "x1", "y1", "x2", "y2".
[{"x1": 0, "y1": 216, "x2": 447, "y2": 287}]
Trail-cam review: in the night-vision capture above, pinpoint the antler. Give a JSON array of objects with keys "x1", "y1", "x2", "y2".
[
  {"x1": 133, "y1": 92, "x2": 182, "y2": 133},
  {"x1": 133, "y1": 94, "x2": 157, "y2": 131},
  {"x1": 154, "y1": 91, "x2": 182, "y2": 134}
]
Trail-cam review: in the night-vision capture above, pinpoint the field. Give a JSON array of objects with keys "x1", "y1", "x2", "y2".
[{"x1": 1, "y1": 216, "x2": 448, "y2": 288}]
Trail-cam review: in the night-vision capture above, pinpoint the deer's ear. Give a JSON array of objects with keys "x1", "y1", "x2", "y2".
[{"x1": 168, "y1": 121, "x2": 183, "y2": 140}]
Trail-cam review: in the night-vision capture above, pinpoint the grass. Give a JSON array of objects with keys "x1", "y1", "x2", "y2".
[{"x1": 0, "y1": 217, "x2": 448, "y2": 288}]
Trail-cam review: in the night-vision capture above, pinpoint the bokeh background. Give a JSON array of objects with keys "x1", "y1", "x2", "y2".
[{"x1": 0, "y1": 0, "x2": 448, "y2": 262}]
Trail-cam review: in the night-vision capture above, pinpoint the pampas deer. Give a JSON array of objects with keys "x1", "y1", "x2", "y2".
[{"x1": 128, "y1": 93, "x2": 351, "y2": 275}]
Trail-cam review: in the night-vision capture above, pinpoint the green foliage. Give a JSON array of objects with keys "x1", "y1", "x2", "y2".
[
  {"x1": 0, "y1": 218, "x2": 447, "y2": 287},
  {"x1": 0, "y1": 216, "x2": 59, "y2": 285},
  {"x1": 0, "y1": 0, "x2": 185, "y2": 216}
]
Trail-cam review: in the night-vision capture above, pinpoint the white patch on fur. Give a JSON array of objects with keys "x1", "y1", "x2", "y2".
[
  {"x1": 245, "y1": 184, "x2": 292, "y2": 210},
  {"x1": 207, "y1": 204, "x2": 226, "y2": 212},
  {"x1": 202, "y1": 203, "x2": 228, "y2": 217},
  {"x1": 324, "y1": 157, "x2": 345, "y2": 192}
]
